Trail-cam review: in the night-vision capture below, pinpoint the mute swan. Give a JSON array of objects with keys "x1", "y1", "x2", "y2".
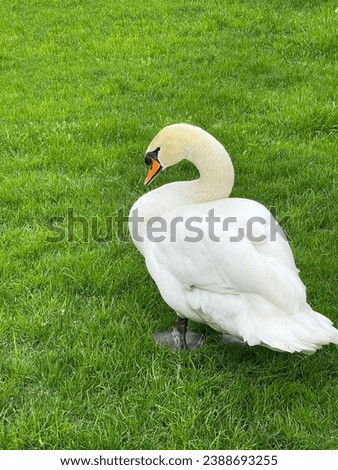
[{"x1": 129, "y1": 123, "x2": 338, "y2": 353}]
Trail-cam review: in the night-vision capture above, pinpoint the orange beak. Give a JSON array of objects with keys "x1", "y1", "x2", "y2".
[{"x1": 144, "y1": 159, "x2": 162, "y2": 186}]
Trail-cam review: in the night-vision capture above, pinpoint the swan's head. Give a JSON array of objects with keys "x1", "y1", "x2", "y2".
[
  {"x1": 143, "y1": 123, "x2": 198, "y2": 186},
  {"x1": 143, "y1": 123, "x2": 235, "y2": 199}
]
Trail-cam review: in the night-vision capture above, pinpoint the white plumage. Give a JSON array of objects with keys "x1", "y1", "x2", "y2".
[{"x1": 129, "y1": 123, "x2": 338, "y2": 353}]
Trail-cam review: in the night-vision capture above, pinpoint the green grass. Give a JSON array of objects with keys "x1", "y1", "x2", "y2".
[{"x1": 0, "y1": 0, "x2": 337, "y2": 450}]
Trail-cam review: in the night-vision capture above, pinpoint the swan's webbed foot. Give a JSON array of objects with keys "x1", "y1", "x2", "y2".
[
  {"x1": 153, "y1": 316, "x2": 204, "y2": 350},
  {"x1": 221, "y1": 333, "x2": 247, "y2": 346}
]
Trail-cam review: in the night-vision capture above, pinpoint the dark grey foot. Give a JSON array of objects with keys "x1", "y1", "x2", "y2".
[
  {"x1": 221, "y1": 333, "x2": 247, "y2": 346},
  {"x1": 153, "y1": 329, "x2": 204, "y2": 350}
]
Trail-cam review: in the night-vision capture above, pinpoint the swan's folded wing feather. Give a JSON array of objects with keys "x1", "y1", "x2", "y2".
[{"x1": 148, "y1": 216, "x2": 306, "y2": 315}]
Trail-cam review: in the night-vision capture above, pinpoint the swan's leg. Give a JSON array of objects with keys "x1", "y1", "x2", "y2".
[
  {"x1": 221, "y1": 333, "x2": 247, "y2": 346},
  {"x1": 175, "y1": 316, "x2": 188, "y2": 348},
  {"x1": 153, "y1": 315, "x2": 204, "y2": 350}
]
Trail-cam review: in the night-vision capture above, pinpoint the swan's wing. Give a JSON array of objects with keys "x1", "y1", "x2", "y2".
[
  {"x1": 207, "y1": 198, "x2": 298, "y2": 271},
  {"x1": 146, "y1": 206, "x2": 306, "y2": 314}
]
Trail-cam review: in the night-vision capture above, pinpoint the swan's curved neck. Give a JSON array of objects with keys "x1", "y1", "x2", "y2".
[
  {"x1": 181, "y1": 134, "x2": 235, "y2": 204},
  {"x1": 130, "y1": 131, "x2": 235, "y2": 254}
]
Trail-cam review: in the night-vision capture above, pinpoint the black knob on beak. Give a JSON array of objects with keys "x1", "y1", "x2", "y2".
[
  {"x1": 144, "y1": 147, "x2": 160, "y2": 165},
  {"x1": 144, "y1": 153, "x2": 152, "y2": 166}
]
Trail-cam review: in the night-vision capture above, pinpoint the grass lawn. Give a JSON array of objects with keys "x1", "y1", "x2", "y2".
[{"x1": 0, "y1": 0, "x2": 337, "y2": 450}]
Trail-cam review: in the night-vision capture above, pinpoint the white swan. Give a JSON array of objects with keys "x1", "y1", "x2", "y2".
[{"x1": 129, "y1": 123, "x2": 338, "y2": 353}]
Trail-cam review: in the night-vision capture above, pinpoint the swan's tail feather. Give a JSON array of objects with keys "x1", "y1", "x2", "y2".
[
  {"x1": 243, "y1": 307, "x2": 338, "y2": 354},
  {"x1": 186, "y1": 289, "x2": 338, "y2": 354}
]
